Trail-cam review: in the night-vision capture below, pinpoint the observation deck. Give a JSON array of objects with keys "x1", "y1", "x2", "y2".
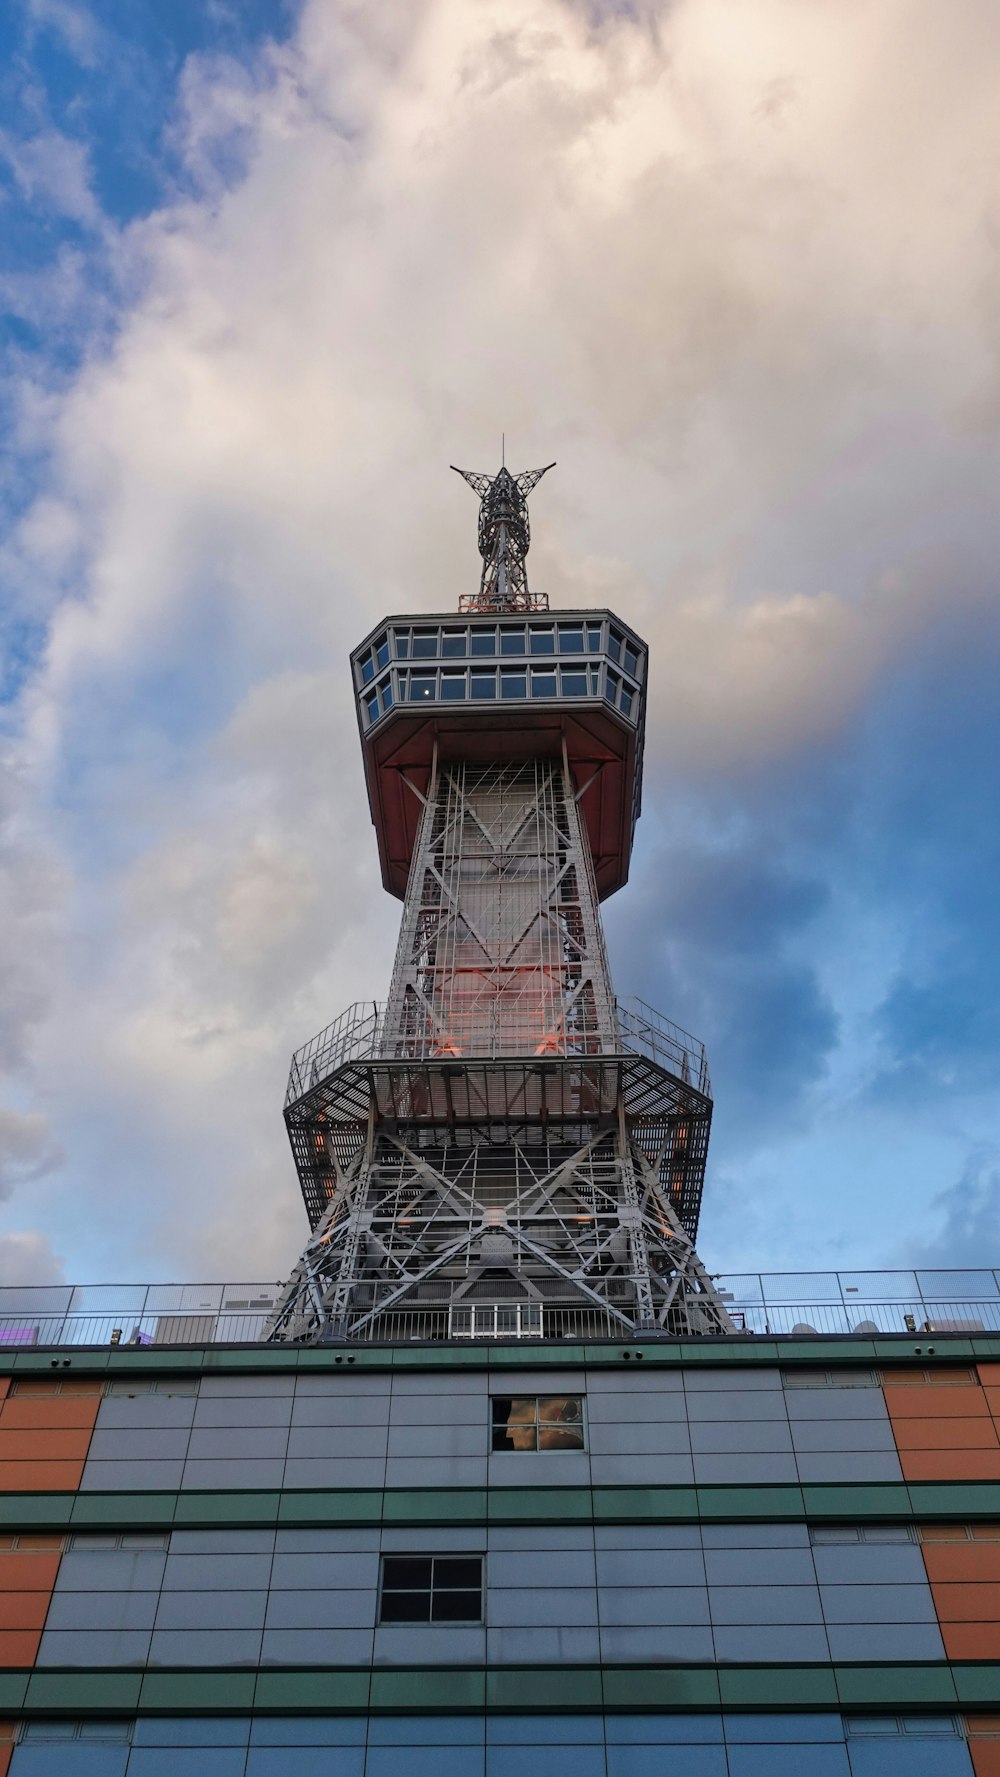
[{"x1": 351, "y1": 609, "x2": 646, "y2": 900}]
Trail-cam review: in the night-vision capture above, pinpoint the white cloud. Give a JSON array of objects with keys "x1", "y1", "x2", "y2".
[
  {"x1": 6, "y1": 0, "x2": 1000, "y2": 1281},
  {"x1": 0, "y1": 1229, "x2": 63, "y2": 1285}
]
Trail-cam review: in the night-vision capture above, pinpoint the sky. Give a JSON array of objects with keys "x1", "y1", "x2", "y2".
[{"x1": 1, "y1": 0, "x2": 1000, "y2": 1292}]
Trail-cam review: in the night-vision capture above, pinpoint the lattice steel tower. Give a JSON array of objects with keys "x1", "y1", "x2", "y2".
[{"x1": 267, "y1": 467, "x2": 732, "y2": 1343}]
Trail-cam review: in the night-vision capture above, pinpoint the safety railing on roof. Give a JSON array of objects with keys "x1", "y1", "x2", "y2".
[{"x1": 1, "y1": 1272, "x2": 999, "y2": 1346}]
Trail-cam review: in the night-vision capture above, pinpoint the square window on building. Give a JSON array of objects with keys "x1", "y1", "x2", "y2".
[
  {"x1": 441, "y1": 630, "x2": 467, "y2": 657},
  {"x1": 491, "y1": 1396, "x2": 585, "y2": 1452},
  {"x1": 558, "y1": 627, "x2": 585, "y2": 653},
  {"x1": 501, "y1": 672, "x2": 527, "y2": 699},
  {"x1": 440, "y1": 673, "x2": 467, "y2": 700},
  {"x1": 411, "y1": 629, "x2": 438, "y2": 657},
  {"x1": 529, "y1": 628, "x2": 555, "y2": 654},
  {"x1": 379, "y1": 1554, "x2": 483, "y2": 1623},
  {"x1": 408, "y1": 674, "x2": 436, "y2": 702},
  {"x1": 471, "y1": 673, "x2": 497, "y2": 700},
  {"x1": 561, "y1": 670, "x2": 588, "y2": 697},
  {"x1": 530, "y1": 671, "x2": 557, "y2": 698},
  {"x1": 471, "y1": 628, "x2": 497, "y2": 656},
  {"x1": 500, "y1": 628, "x2": 526, "y2": 655}
]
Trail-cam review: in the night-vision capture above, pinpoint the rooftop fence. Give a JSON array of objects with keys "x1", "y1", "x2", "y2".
[{"x1": 0, "y1": 1271, "x2": 998, "y2": 1347}]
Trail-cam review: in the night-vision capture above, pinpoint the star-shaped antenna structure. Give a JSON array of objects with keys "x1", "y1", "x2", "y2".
[{"x1": 451, "y1": 461, "x2": 555, "y2": 612}]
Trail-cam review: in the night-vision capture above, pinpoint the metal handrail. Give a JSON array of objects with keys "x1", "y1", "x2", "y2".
[{"x1": 285, "y1": 995, "x2": 711, "y2": 1104}]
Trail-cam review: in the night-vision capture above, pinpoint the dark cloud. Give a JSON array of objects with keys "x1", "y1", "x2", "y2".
[{"x1": 903, "y1": 1154, "x2": 1000, "y2": 1271}]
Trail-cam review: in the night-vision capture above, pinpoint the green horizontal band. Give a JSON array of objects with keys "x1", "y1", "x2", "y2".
[
  {"x1": 0, "y1": 1662, "x2": 996, "y2": 1717},
  {"x1": 3, "y1": 1330, "x2": 1000, "y2": 1380},
  {"x1": 0, "y1": 1479, "x2": 998, "y2": 1534}
]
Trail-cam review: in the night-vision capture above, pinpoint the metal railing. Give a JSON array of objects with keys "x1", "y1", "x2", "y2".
[
  {"x1": 0, "y1": 1272, "x2": 999, "y2": 1347},
  {"x1": 285, "y1": 995, "x2": 710, "y2": 1106}
]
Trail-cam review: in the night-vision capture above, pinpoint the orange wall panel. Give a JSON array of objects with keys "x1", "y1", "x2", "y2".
[
  {"x1": 893, "y1": 1416, "x2": 1000, "y2": 1450},
  {"x1": 883, "y1": 1383, "x2": 990, "y2": 1418},
  {"x1": 970, "y1": 1739, "x2": 1000, "y2": 1777},
  {"x1": 0, "y1": 1592, "x2": 49, "y2": 1631},
  {"x1": 932, "y1": 1580, "x2": 1000, "y2": 1621},
  {"x1": 0, "y1": 1429, "x2": 93, "y2": 1462},
  {"x1": 898, "y1": 1449, "x2": 1000, "y2": 1482},
  {"x1": 923, "y1": 1543, "x2": 1000, "y2": 1584},
  {"x1": 0, "y1": 1460, "x2": 88, "y2": 1492},
  {"x1": 945, "y1": 1623, "x2": 1000, "y2": 1661},
  {"x1": 0, "y1": 1630, "x2": 42, "y2": 1667},
  {"x1": 0, "y1": 1398, "x2": 102, "y2": 1432},
  {"x1": 978, "y1": 1365, "x2": 1000, "y2": 1385}
]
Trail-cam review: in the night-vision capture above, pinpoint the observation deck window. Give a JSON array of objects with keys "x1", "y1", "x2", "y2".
[
  {"x1": 606, "y1": 667, "x2": 620, "y2": 705},
  {"x1": 587, "y1": 624, "x2": 603, "y2": 651},
  {"x1": 558, "y1": 627, "x2": 585, "y2": 653},
  {"x1": 471, "y1": 671, "x2": 497, "y2": 700},
  {"x1": 561, "y1": 668, "x2": 588, "y2": 696},
  {"x1": 470, "y1": 628, "x2": 497, "y2": 656},
  {"x1": 440, "y1": 671, "x2": 467, "y2": 700},
  {"x1": 619, "y1": 684, "x2": 634, "y2": 717},
  {"x1": 500, "y1": 627, "x2": 526, "y2": 654},
  {"x1": 531, "y1": 669, "x2": 557, "y2": 697},
  {"x1": 608, "y1": 627, "x2": 623, "y2": 663},
  {"x1": 374, "y1": 634, "x2": 390, "y2": 670},
  {"x1": 623, "y1": 641, "x2": 639, "y2": 678},
  {"x1": 529, "y1": 626, "x2": 555, "y2": 654},
  {"x1": 408, "y1": 673, "x2": 435, "y2": 701},
  {"x1": 411, "y1": 629, "x2": 437, "y2": 657},
  {"x1": 360, "y1": 656, "x2": 375, "y2": 685},
  {"x1": 393, "y1": 628, "x2": 410, "y2": 657},
  {"x1": 441, "y1": 628, "x2": 467, "y2": 657},
  {"x1": 492, "y1": 1395, "x2": 586, "y2": 1452},
  {"x1": 381, "y1": 680, "x2": 394, "y2": 712},
  {"x1": 501, "y1": 670, "x2": 527, "y2": 699},
  {"x1": 364, "y1": 691, "x2": 379, "y2": 724}
]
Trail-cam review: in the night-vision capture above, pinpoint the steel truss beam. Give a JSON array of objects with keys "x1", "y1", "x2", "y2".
[{"x1": 267, "y1": 753, "x2": 729, "y2": 1344}]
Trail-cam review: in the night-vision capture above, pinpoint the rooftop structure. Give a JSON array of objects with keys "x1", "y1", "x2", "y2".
[{"x1": 267, "y1": 468, "x2": 729, "y2": 1344}]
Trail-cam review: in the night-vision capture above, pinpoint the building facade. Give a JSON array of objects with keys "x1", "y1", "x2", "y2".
[{"x1": 1, "y1": 471, "x2": 998, "y2": 1771}]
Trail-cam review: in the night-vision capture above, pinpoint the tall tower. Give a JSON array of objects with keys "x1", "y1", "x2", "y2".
[{"x1": 267, "y1": 467, "x2": 731, "y2": 1343}]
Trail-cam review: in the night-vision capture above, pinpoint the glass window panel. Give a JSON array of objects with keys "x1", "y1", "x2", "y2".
[
  {"x1": 68, "y1": 1285, "x2": 148, "y2": 1313},
  {"x1": 589, "y1": 668, "x2": 601, "y2": 694},
  {"x1": 619, "y1": 686, "x2": 633, "y2": 716},
  {"x1": 364, "y1": 693, "x2": 379, "y2": 723},
  {"x1": 381, "y1": 682, "x2": 394, "y2": 711},
  {"x1": 763, "y1": 1273, "x2": 844, "y2": 1305},
  {"x1": 411, "y1": 630, "x2": 438, "y2": 656},
  {"x1": 530, "y1": 671, "x2": 556, "y2": 697},
  {"x1": 383, "y1": 1557, "x2": 433, "y2": 1589},
  {"x1": 375, "y1": 637, "x2": 390, "y2": 670},
  {"x1": 586, "y1": 625, "x2": 602, "y2": 651},
  {"x1": 529, "y1": 628, "x2": 555, "y2": 654},
  {"x1": 605, "y1": 669, "x2": 619, "y2": 703},
  {"x1": 379, "y1": 1591, "x2": 429, "y2": 1622},
  {"x1": 471, "y1": 674, "x2": 497, "y2": 700},
  {"x1": 361, "y1": 657, "x2": 375, "y2": 684},
  {"x1": 561, "y1": 670, "x2": 588, "y2": 696},
  {"x1": 623, "y1": 643, "x2": 639, "y2": 676},
  {"x1": 558, "y1": 628, "x2": 585, "y2": 653},
  {"x1": 393, "y1": 629, "x2": 410, "y2": 657},
  {"x1": 471, "y1": 629, "x2": 496, "y2": 655},
  {"x1": 440, "y1": 674, "x2": 467, "y2": 700},
  {"x1": 500, "y1": 629, "x2": 526, "y2": 654},
  {"x1": 608, "y1": 629, "x2": 622, "y2": 662},
  {"x1": 409, "y1": 675, "x2": 436, "y2": 702},
  {"x1": 431, "y1": 1588, "x2": 481, "y2": 1621},
  {"x1": 501, "y1": 673, "x2": 526, "y2": 699},
  {"x1": 441, "y1": 631, "x2": 467, "y2": 657},
  {"x1": 437, "y1": 1557, "x2": 481, "y2": 1588}
]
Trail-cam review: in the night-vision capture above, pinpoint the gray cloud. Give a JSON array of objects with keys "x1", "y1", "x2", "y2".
[{"x1": 903, "y1": 1155, "x2": 1000, "y2": 1273}]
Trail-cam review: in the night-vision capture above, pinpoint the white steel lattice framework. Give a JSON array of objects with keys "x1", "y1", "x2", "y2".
[{"x1": 267, "y1": 751, "x2": 733, "y2": 1342}]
